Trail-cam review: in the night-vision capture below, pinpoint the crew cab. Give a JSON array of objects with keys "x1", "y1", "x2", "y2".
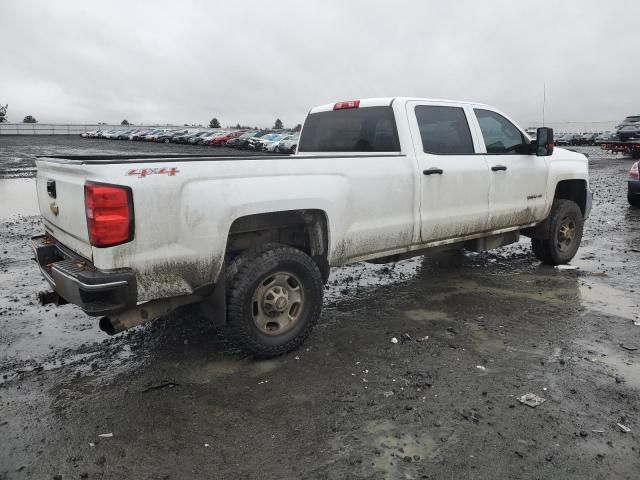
[{"x1": 32, "y1": 97, "x2": 591, "y2": 357}]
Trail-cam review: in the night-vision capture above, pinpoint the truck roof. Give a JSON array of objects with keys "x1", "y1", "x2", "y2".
[{"x1": 309, "y1": 97, "x2": 492, "y2": 114}]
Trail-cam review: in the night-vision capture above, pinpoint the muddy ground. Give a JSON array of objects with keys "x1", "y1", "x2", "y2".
[{"x1": 0, "y1": 137, "x2": 639, "y2": 479}]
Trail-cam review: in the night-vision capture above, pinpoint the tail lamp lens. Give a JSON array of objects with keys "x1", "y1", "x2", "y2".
[
  {"x1": 85, "y1": 183, "x2": 133, "y2": 247},
  {"x1": 630, "y1": 162, "x2": 639, "y2": 179}
]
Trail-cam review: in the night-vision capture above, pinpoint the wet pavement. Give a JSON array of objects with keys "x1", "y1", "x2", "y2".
[{"x1": 0, "y1": 138, "x2": 639, "y2": 479}]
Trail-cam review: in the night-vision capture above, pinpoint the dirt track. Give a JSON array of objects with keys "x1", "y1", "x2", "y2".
[{"x1": 0, "y1": 138, "x2": 639, "y2": 479}]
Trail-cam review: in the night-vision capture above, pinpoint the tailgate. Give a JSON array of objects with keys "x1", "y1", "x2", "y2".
[{"x1": 35, "y1": 159, "x2": 93, "y2": 260}]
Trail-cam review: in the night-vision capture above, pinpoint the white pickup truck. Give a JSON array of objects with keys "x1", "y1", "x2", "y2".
[{"x1": 32, "y1": 97, "x2": 591, "y2": 357}]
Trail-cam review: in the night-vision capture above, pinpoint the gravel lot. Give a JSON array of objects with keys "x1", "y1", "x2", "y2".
[{"x1": 0, "y1": 137, "x2": 639, "y2": 479}]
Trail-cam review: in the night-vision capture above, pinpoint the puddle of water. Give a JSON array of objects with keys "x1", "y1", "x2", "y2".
[
  {"x1": 405, "y1": 309, "x2": 451, "y2": 322},
  {"x1": 579, "y1": 280, "x2": 639, "y2": 321},
  {"x1": 250, "y1": 359, "x2": 281, "y2": 376},
  {"x1": 0, "y1": 178, "x2": 39, "y2": 218},
  {"x1": 575, "y1": 339, "x2": 640, "y2": 389},
  {"x1": 183, "y1": 359, "x2": 246, "y2": 384},
  {"x1": 329, "y1": 419, "x2": 453, "y2": 476},
  {"x1": 205, "y1": 359, "x2": 245, "y2": 376},
  {"x1": 425, "y1": 277, "x2": 578, "y2": 305}
]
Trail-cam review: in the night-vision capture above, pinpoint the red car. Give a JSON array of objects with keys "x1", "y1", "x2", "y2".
[{"x1": 211, "y1": 130, "x2": 245, "y2": 146}]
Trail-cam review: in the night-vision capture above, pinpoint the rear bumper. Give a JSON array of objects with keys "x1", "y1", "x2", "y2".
[{"x1": 31, "y1": 234, "x2": 137, "y2": 316}]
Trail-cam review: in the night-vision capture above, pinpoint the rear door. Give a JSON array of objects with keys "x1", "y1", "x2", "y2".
[
  {"x1": 406, "y1": 101, "x2": 491, "y2": 243},
  {"x1": 35, "y1": 159, "x2": 93, "y2": 259},
  {"x1": 470, "y1": 108, "x2": 549, "y2": 230}
]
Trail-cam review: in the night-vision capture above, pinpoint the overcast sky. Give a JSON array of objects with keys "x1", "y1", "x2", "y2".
[{"x1": 1, "y1": 0, "x2": 638, "y2": 128}]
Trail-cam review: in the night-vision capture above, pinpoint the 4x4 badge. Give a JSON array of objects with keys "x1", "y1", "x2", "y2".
[
  {"x1": 126, "y1": 167, "x2": 179, "y2": 178},
  {"x1": 49, "y1": 202, "x2": 59, "y2": 216}
]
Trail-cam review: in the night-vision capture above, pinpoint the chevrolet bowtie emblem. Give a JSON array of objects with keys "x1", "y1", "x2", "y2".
[{"x1": 49, "y1": 202, "x2": 59, "y2": 216}]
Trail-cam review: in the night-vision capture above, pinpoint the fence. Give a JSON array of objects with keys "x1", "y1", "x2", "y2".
[{"x1": 0, "y1": 124, "x2": 166, "y2": 135}]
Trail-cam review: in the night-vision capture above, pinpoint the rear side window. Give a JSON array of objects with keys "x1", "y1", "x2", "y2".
[
  {"x1": 414, "y1": 105, "x2": 474, "y2": 154},
  {"x1": 298, "y1": 106, "x2": 400, "y2": 152}
]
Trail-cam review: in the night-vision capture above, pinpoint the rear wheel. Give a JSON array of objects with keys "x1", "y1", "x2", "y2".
[
  {"x1": 531, "y1": 199, "x2": 584, "y2": 265},
  {"x1": 225, "y1": 244, "x2": 323, "y2": 358}
]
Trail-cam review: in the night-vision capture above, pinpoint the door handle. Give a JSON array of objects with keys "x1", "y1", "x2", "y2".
[
  {"x1": 423, "y1": 168, "x2": 443, "y2": 175},
  {"x1": 491, "y1": 165, "x2": 507, "y2": 171}
]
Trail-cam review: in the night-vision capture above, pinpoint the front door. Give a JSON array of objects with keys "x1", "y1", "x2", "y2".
[{"x1": 471, "y1": 108, "x2": 549, "y2": 230}]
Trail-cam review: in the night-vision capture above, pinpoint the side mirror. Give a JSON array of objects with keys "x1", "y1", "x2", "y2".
[{"x1": 536, "y1": 127, "x2": 554, "y2": 156}]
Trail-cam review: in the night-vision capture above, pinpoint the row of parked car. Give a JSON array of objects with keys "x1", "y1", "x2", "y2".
[
  {"x1": 554, "y1": 115, "x2": 640, "y2": 146},
  {"x1": 552, "y1": 131, "x2": 617, "y2": 146},
  {"x1": 81, "y1": 127, "x2": 300, "y2": 153}
]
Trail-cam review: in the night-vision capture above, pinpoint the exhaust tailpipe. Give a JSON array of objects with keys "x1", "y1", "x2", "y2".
[{"x1": 99, "y1": 295, "x2": 202, "y2": 335}]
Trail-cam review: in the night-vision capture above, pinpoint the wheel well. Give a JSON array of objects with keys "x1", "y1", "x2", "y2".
[
  {"x1": 226, "y1": 210, "x2": 330, "y2": 281},
  {"x1": 554, "y1": 180, "x2": 587, "y2": 215}
]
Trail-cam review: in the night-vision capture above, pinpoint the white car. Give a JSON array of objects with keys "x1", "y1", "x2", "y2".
[
  {"x1": 32, "y1": 97, "x2": 590, "y2": 358},
  {"x1": 260, "y1": 134, "x2": 288, "y2": 152},
  {"x1": 275, "y1": 134, "x2": 299, "y2": 153},
  {"x1": 102, "y1": 130, "x2": 123, "y2": 140}
]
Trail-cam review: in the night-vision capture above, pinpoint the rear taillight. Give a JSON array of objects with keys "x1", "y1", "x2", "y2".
[
  {"x1": 85, "y1": 183, "x2": 133, "y2": 247},
  {"x1": 333, "y1": 100, "x2": 360, "y2": 110},
  {"x1": 631, "y1": 162, "x2": 639, "y2": 179}
]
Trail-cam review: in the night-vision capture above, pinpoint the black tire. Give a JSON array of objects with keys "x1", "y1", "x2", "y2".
[
  {"x1": 531, "y1": 199, "x2": 584, "y2": 265},
  {"x1": 628, "y1": 193, "x2": 640, "y2": 207},
  {"x1": 225, "y1": 243, "x2": 323, "y2": 358}
]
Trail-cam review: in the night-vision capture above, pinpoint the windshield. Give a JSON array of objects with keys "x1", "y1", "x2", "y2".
[{"x1": 298, "y1": 106, "x2": 400, "y2": 152}]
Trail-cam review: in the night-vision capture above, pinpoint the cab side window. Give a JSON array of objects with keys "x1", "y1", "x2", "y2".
[
  {"x1": 415, "y1": 105, "x2": 474, "y2": 154},
  {"x1": 474, "y1": 109, "x2": 528, "y2": 154}
]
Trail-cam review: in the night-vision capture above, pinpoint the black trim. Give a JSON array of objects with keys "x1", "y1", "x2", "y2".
[
  {"x1": 31, "y1": 235, "x2": 137, "y2": 315},
  {"x1": 46, "y1": 179, "x2": 57, "y2": 198},
  {"x1": 39, "y1": 153, "x2": 407, "y2": 165},
  {"x1": 36, "y1": 153, "x2": 270, "y2": 161}
]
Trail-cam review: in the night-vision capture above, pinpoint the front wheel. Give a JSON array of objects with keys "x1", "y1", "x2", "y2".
[
  {"x1": 225, "y1": 244, "x2": 323, "y2": 358},
  {"x1": 531, "y1": 199, "x2": 584, "y2": 265}
]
